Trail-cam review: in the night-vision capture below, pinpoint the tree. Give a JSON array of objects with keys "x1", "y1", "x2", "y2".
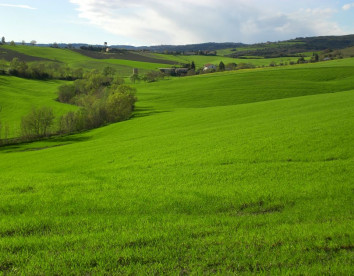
[
  {"x1": 52, "y1": 42, "x2": 59, "y2": 48},
  {"x1": 21, "y1": 107, "x2": 54, "y2": 138},
  {"x1": 9, "y1": 58, "x2": 28, "y2": 76},
  {"x1": 142, "y1": 71, "x2": 165, "y2": 82},
  {"x1": 225, "y1": 62, "x2": 237, "y2": 70},
  {"x1": 106, "y1": 85, "x2": 137, "y2": 122},
  {"x1": 297, "y1": 57, "x2": 305, "y2": 64},
  {"x1": 30, "y1": 40, "x2": 37, "y2": 46},
  {"x1": 10, "y1": 40, "x2": 15, "y2": 46},
  {"x1": 0, "y1": 59, "x2": 8, "y2": 74},
  {"x1": 218, "y1": 61, "x2": 225, "y2": 71},
  {"x1": 1, "y1": 36, "x2": 5, "y2": 44},
  {"x1": 130, "y1": 73, "x2": 140, "y2": 84},
  {"x1": 58, "y1": 84, "x2": 76, "y2": 103},
  {"x1": 21, "y1": 40, "x2": 26, "y2": 45},
  {"x1": 191, "y1": 61, "x2": 196, "y2": 70},
  {"x1": 311, "y1": 53, "x2": 319, "y2": 63},
  {"x1": 103, "y1": 66, "x2": 116, "y2": 77}
]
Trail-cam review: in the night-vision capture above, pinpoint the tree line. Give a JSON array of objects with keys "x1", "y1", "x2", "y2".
[
  {"x1": 0, "y1": 69, "x2": 137, "y2": 145},
  {"x1": 0, "y1": 58, "x2": 84, "y2": 80}
]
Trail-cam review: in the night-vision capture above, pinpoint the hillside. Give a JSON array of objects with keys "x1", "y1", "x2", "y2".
[
  {"x1": 0, "y1": 76, "x2": 76, "y2": 137},
  {"x1": 0, "y1": 45, "x2": 176, "y2": 76},
  {"x1": 0, "y1": 58, "x2": 353, "y2": 274}
]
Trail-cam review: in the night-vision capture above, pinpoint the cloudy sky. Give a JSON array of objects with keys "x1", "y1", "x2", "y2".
[{"x1": 1, "y1": 0, "x2": 354, "y2": 46}]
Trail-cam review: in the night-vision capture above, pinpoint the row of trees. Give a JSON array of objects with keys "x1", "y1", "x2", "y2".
[
  {"x1": 0, "y1": 69, "x2": 137, "y2": 144},
  {"x1": 57, "y1": 70, "x2": 136, "y2": 134},
  {"x1": 0, "y1": 37, "x2": 37, "y2": 46},
  {"x1": 0, "y1": 58, "x2": 84, "y2": 80}
]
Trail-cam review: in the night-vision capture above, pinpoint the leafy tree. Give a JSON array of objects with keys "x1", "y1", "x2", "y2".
[
  {"x1": 0, "y1": 59, "x2": 8, "y2": 75},
  {"x1": 30, "y1": 40, "x2": 37, "y2": 46},
  {"x1": 218, "y1": 61, "x2": 225, "y2": 71},
  {"x1": 103, "y1": 66, "x2": 116, "y2": 77},
  {"x1": 191, "y1": 61, "x2": 196, "y2": 70},
  {"x1": 1, "y1": 36, "x2": 5, "y2": 44},
  {"x1": 142, "y1": 71, "x2": 165, "y2": 82},
  {"x1": 9, "y1": 58, "x2": 28, "y2": 76},
  {"x1": 226, "y1": 62, "x2": 237, "y2": 70},
  {"x1": 130, "y1": 73, "x2": 140, "y2": 84},
  {"x1": 21, "y1": 107, "x2": 54, "y2": 138},
  {"x1": 310, "y1": 53, "x2": 319, "y2": 63},
  {"x1": 106, "y1": 85, "x2": 137, "y2": 122},
  {"x1": 58, "y1": 84, "x2": 76, "y2": 103},
  {"x1": 297, "y1": 57, "x2": 306, "y2": 64},
  {"x1": 21, "y1": 40, "x2": 26, "y2": 45},
  {"x1": 10, "y1": 40, "x2": 15, "y2": 46},
  {"x1": 59, "y1": 111, "x2": 77, "y2": 133}
]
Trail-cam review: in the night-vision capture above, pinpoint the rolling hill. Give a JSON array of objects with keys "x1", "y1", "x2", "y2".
[{"x1": 0, "y1": 57, "x2": 353, "y2": 274}]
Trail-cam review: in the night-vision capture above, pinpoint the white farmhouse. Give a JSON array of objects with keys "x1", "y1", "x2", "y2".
[{"x1": 203, "y1": 64, "x2": 217, "y2": 71}]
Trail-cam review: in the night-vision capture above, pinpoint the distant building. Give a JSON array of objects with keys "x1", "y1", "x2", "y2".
[
  {"x1": 175, "y1": 68, "x2": 189, "y2": 74},
  {"x1": 159, "y1": 68, "x2": 189, "y2": 76},
  {"x1": 203, "y1": 64, "x2": 217, "y2": 71}
]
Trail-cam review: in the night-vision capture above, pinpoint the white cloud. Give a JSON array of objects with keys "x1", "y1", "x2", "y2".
[
  {"x1": 0, "y1": 3, "x2": 36, "y2": 10},
  {"x1": 69, "y1": 0, "x2": 346, "y2": 45},
  {"x1": 342, "y1": 3, "x2": 354, "y2": 10}
]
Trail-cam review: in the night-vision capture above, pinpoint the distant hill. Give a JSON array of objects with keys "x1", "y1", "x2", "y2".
[
  {"x1": 226, "y1": 35, "x2": 354, "y2": 58},
  {"x1": 12, "y1": 34, "x2": 352, "y2": 54}
]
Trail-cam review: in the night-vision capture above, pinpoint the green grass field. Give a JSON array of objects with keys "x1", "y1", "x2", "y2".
[
  {"x1": 0, "y1": 76, "x2": 76, "y2": 137},
  {"x1": 152, "y1": 53, "x2": 306, "y2": 68},
  {"x1": 0, "y1": 58, "x2": 353, "y2": 274}
]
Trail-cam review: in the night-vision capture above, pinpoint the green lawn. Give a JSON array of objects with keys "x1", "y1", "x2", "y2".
[{"x1": 0, "y1": 58, "x2": 353, "y2": 274}]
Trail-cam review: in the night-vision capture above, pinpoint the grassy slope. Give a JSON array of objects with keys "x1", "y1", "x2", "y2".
[
  {"x1": 0, "y1": 59, "x2": 353, "y2": 274},
  {"x1": 216, "y1": 42, "x2": 306, "y2": 56},
  {"x1": 134, "y1": 60, "x2": 354, "y2": 111},
  {"x1": 0, "y1": 76, "x2": 76, "y2": 137},
  {"x1": 1, "y1": 45, "x2": 172, "y2": 76},
  {"x1": 153, "y1": 53, "x2": 307, "y2": 68}
]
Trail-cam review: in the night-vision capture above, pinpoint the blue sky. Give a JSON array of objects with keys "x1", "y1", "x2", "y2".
[{"x1": 1, "y1": 0, "x2": 354, "y2": 46}]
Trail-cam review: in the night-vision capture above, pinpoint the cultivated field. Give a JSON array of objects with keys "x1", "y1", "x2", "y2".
[
  {"x1": 0, "y1": 57, "x2": 353, "y2": 274},
  {"x1": 0, "y1": 45, "x2": 176, "y2": 77}
]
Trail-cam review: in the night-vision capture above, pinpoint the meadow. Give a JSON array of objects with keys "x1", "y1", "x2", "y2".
[{"x1": 0, "y1": 56, "x2": 353, "y2": 274}]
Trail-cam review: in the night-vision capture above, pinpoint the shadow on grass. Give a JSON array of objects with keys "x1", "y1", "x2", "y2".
[
  {"x1": 0, "y1": 134, "x2": 92, "y2": 153},
  {"x1": 132, "y1": 106, "x2": 169, "y2": 118}
]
